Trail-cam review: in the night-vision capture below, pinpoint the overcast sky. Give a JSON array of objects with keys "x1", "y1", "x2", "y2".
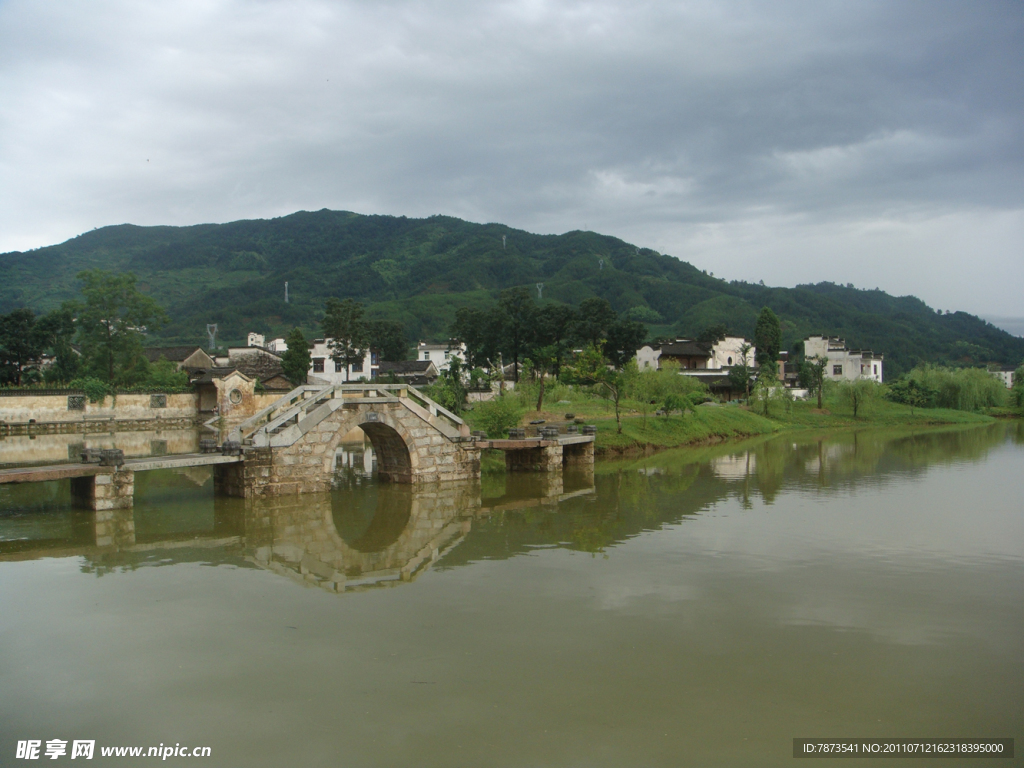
[{"x1": 1, "y1": 0, "x2": 1021, "y2": 320}]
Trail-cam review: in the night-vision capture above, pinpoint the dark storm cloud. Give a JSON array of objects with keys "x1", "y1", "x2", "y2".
[{"x1": 1, "y1": 0, "x2": 1021, "y2": 314}]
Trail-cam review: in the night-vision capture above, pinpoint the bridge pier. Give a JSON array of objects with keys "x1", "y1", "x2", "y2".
[
  {"x1": 505, "y1": 444, "x2": 563, "y2": 472},
  {"x1": 69, "y1": 470, "x2": 136, "y2": 548},
  {"x1": 562, "y1": 441, "x2": 595, "y2": 466},
  {"x1": 70, "y1": 469, "x2": 135, "y2": 512}
]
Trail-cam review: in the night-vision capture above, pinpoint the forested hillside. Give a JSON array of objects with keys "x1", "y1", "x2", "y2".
[{"x1": 2, "y1": 209, "x2": 1020, "y2": 377}]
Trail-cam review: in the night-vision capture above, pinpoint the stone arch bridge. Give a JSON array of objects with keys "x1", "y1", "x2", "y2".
[{"x1": 216, "y1": 383, "x2": 593, "y2": 498}]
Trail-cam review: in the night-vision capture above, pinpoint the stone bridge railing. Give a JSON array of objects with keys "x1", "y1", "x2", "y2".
[{"x1": 229, "y1": 383, "x2": 468, "y2": 448}]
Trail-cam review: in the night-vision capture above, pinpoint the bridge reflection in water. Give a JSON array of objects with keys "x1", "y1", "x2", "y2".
[{"x1": 0, "y1": 447, "x2": 595, "y2": 593}]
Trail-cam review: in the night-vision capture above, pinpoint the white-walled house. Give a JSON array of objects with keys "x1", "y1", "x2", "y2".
[
  {"x1": 246, "y1": 332, "x2": 287, "y2": 354},
  {"x1": 636, "y1": 336, "x2": 755, "y2": 371},
  {"x1": 416, "y1": 342, "x2": 467, "y2": 372},
  {"x1": 990, "y1": 366, "x2": 1016, "y2": 388},
  {"x1": 308, "y1": 339, "x2": 379, "y2": 384},
  {"x1": 803, "y1": 336, "x2": 883, "y2": 383}
]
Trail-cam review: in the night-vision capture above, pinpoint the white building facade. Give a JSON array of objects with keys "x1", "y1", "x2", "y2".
[
  {"x1": 636, "y1": 336, "x2": 755, "y2": 371},
  {"x1": 991, "y1": 366, "x2": 1016, "y2": 388},
  {"x1": 246, "y1": 332, "x2": 288, "y2": 354},
  {"x1": 416, "y1": 342, "x2": 467, "y2": 373},
  {"x1": 803, "y1": 336, "x2": 883, "y2": 383},
  {"x1": 308, "y1": 339, "x2": 379, "y2": 384}
]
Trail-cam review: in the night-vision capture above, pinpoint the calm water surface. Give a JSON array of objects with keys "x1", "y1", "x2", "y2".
[{"x1": 1, "y1": 424, "x2": 1022, "y2": 766}]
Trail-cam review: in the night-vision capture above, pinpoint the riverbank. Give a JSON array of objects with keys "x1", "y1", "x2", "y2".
[{"x1": 586, "y1": 398, "x2": 1001, "y2": 455}]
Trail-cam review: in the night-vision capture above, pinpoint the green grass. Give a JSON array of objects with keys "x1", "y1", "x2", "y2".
[
  {"x1": 462, "y1": 382, "x2": 1006, "y2": 455},
  {"x1": 764, "y1": 395, "x2": 995, "y2": 429},
  {"x1": 592, "y1": 407, "x2": 779, "y2": 452}
]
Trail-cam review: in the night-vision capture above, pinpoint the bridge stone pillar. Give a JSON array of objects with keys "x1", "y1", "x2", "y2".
[
  {"x1": 213, "y1": 451, "x2": 272, "y2": 499},
  {"x1": 70, "y1": 470, "x2": 136, "y2": 548},
  {"x1": 562, "y1": 441, "x2": 595, "y2": 466},
  {"x1": 70, "y1": 469, "x2": 135, "y2": 511},
  {"x1": 505, "y1": 443, "x2": 563, "y2": 472}
]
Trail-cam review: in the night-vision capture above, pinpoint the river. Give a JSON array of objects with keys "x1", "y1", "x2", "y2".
[{"x1": 1, "y1": 423, "x2": 1022, "y2": 766}]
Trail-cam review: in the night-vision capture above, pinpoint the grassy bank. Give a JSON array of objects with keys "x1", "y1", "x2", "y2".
[
  {"x1": 591, "y1": 396, "x2": 995, "y2": 453},
  {"x1": 462, "y1": 380, "x2": 1003, "y2": 455}
]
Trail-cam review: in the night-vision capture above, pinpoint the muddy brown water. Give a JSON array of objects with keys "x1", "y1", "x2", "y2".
[{"x1": 1, "y1": 423, "x2": 1022, "y2": 766}]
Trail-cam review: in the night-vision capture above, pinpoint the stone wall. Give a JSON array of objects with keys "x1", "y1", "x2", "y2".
[{"x1": 0, "y1": 392, "x2": 198, "y2": 429}]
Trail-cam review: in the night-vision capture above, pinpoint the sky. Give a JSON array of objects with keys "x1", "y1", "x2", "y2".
[{"x1": 1, "y1": 0, "x2": 1022, "y2": 323}]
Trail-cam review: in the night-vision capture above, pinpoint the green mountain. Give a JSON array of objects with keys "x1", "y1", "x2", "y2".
[{"x1": 2, "y1": 209, "x2": 1021, "y2": 377}]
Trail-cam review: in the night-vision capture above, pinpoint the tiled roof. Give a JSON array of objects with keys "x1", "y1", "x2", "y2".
[
  {"x1": 659, "y1": 340, "x2": 711, "y2": 357},
  {"x1": 143, "y1": 346, "x2": 207, "y2": 363},
  {"x1": 379, "y1": 360, "x2": 436, "y2": 374}
]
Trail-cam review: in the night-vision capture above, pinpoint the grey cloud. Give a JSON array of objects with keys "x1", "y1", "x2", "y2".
[{"x1": 1, "y1": 0, "x2": 1021, "y2": 313}]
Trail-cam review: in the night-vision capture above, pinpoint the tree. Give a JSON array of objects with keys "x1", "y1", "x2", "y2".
[
  {"x1": 526, "y1": 344, "x2": 560, "y2": 412},
  {"x1": 0, "y1": 308, "x2": 44, "y2": 385},
  {"x1": 572, "y1": 297, "x2": 617, "y2": 347},
  {"x1": 534, "y1": 303, "x2": 577, "y2": 378},
  {"x1": 753, "y1": 306, "x2": 781, "y2": 368},
  {"x1": 496, "y1": 287, "x2": 536, "y2": 383},
  {"x1": 799, "y1": 355, "x2": 829, "y2": 409},
  {"x1": 322, "y1": 298, "x2": 369, "y2": 382},
  {"x1": 750, "y1": 365, "x2": 792, "y2": 417},
  {"x1": 74, "y1": 270, "x2": 167, "y2": 383},
  {"x1": 147, "y1": 357, "x2": 189, "y2": 389},
  {"x1": 727, "y1": 341, "x2": 754, "y2": 400},
  {"x1": 281, "y1": 328, "x2": 311, "y2": 386},
  {"x1": 365, "y1": 319, "x2": 407, "y2": 362},
  {"x1": 885, "y1": 377, "x2": 934, "y2": 414},
  {"x1": 838, "y1": 379, "x2": 876, "y2": 417},
  {"x1": 626, "y1": 364, "x2": 661, "y2": 430},
  {"x1": 1013, "y1": 363, "x2": 1024, "y2": 409},
  {"x1": 450, "y1": 307, "x2": 499, "y2": 370},
  {"x1": 696, "y1": 323, "x2": 729, "y2": 344},
  {"x1": 604, "y1": 317, "x2": 648, "y2": 369},
  {"x1": 566, "y1": 343, "x2": 627, "y2": 433},
  {"x1": 37, "y1": 305, "x2": 79, "y2": 384},
  {"x1": 428, "y1": 355, "x2": 467, "y2": 414}
]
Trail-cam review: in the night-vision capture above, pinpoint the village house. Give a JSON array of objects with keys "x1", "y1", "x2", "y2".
[
  {"x1": 990, "y1": 366, "x2": 1016, "y2": 388},
  {"x1": 142, "y1": 346, "x2": 215, "y2": 372},
  {"x1": 246, "y1": 332, "x2": 288, "y2": 354},
  {"x1": 308, "y1": 339, "x2": 380, "y2": 384},
  {"x1": 416, "y1": 342, "x2": 467, "y2": 372},
  {"x1": 377, "y1": 359, "x2": 439, "y2": 386},
  {"x1": 803, "y1": 336, "x2": 884, "y2": 383},
  {"x1": 635, "y1": 337, "x2": 755, "y2": 371}
]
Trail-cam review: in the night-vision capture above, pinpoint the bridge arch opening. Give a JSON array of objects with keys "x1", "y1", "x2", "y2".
[{"x1": 358, "y1": 421, "x2": 413, "y2": 483}]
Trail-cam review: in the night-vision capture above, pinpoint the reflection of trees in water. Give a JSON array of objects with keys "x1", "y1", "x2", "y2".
[
  {"x1": 445, "y1": 424, "x2": 1017, "y2": 564},
  {"x1": 720, "y1": 422, "x2": 1013, "y2": 504}
]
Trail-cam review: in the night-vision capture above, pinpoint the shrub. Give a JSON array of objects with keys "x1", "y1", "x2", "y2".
[
  {"x1": 68, "y1": 377, "x2": 110, "y2": 403},
  {"x1": 895, "y1": 365, "x2": 1007, "y2": 411},
  {"x1": 470, "y1": 394, "x2": 525, "y2": 438}
]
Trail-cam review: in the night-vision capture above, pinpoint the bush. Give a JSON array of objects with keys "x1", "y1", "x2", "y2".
[
  {"x1": 469, "y1": 394, "x2": 524, "y2": 438},
  {"x1": 68, "y1": 377, "x2": 110, "y2": 403},
  {"x1": 837, "y1": 379, "x2": 878, "y2": 417},
  {"x1": 147, "y1": 358, "x2": 189, "y2": 389},
  {"x1": 892, "y1": 365, "x2": 1007, "y2": 411}
]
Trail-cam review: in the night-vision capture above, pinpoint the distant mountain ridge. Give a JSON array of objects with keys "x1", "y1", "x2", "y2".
[{"x1": 2, "y1": 209, "x2": 1022, "y2": 378}]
